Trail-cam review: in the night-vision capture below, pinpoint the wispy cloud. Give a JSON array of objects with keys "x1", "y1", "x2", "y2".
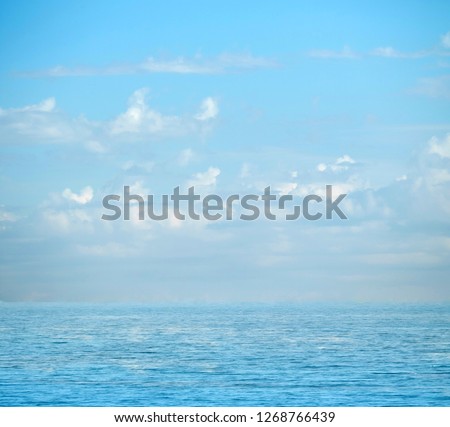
[
  {"x1": 309, "y1": 32, "x2": 450, "y2": 61},
  {"x1": 370, "y1": 47, "x2": 430, "y2": 59},
  {"x1": 20, "y1": 53, "x2": 278, "y2": 78},
  {"x1": 0, "y1": 97, "x2": 88, "y2": 142},
  {"x1": 308, "y1": 46, "x2": 359, "y2": 59},
  {"x1": 0, "y1": 207, "x2": 18, "y2": 223},
  {"x1": 178, "y1": 148, "x2": 194, "y2": 166},
  {"x1": 441, "y1": 31, "x2": 450, "y2": 49},
  {"x1": 0, "y1": 97, "x2": 56, "y2": 113},
  {"x1": 310, "y1": 46, "x2": 448, "y2": 60},
  {"x1": 410, "y1": 75, "x2": 450, "y2": 98}
]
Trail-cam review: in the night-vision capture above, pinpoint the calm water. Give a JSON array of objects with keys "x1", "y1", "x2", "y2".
[{"x1": 0, "y1": 303, "x2": 449, "y2": 406}]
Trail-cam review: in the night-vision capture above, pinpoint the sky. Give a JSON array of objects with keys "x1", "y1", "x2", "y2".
[{"x1": 1, "y1": 0, "x2": 450, "y2": 302}]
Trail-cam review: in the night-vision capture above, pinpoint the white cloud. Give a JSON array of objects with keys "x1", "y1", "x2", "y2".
[
  {"x1": 85, "y1": 140, "x2": 107, "y2": 153},
  {"x1": 429, "y1": 134, "x2": 450, "y2": 159},
  {"x1": 308, "y1": 46, "x2": 359, "y2": 59},
  {"x1": 62, "y1": 186, "x2": 94, "y2": 204},
  {"x1": 110, "y1": 88, "x2": 167, "y2": 134},
  {"x1": 43, "y1": 210, "x2": 71, "y2": 232},
  {"x1": 123, "y1": 203, "x2": 152, "y2": 231},
  {"x1": 21, "y1": 53, "x2": 278, "y2": 77},
  {"x1": 317, "y1": 163, "x2": 327, "y2": 172},
  {"x1": 215, "y1": 52, "x2": 277, "y2": 70},
  {"x1": 0, "y1": 97, "x2": 85, "y2": 142},
  {"x1": 411, "y1": 75, "x2": 450, "y2": 98},
  {"x1": 336, "y1": 154, "x2": 355, "y2": 165},
  {"x1": 290, "y1": 170, "x2": 298, "y2": 179},
  {"x1": 371, "y1": 47, "x2": 399, "y2": 58},
  {"x1": 0, "y1": 207, "x2": 17, "y2": 222},
  {"x1": 129, "y1": 180, "x2": 149, "y2": 195},
  {"x1": 312, "y1": 33, "x2": 450, "y2": 62},
  {"x1": 317, "y1": 155, "x2": 356, "y2": 173},
  {"x1": 110, "y1": 89, "x2": 218, "y2": 136},
  {"x1": 0, "y1": 97, "x2": 56, "y2": 113},
  {"x1": 195, "y1": 97, "x2": 219, "y2": 121},
  {"x1": 371, "y1": 47, "x2": 428, "y2": 59},
  {"x1": 122, "y1": 160, "x2": 155, "y2": 173},
  {"x1": 0, "y1": 89, "x2": 219, "y2": 145},
  {"x1": 167, "y1": 211, "x2": 184, "y2": 229},
  {"x1": 428, "y1": 168, "x2": 450, "y2": 186},
  {"x1": 42, "y1": 209, "x2": 93, "y2": 233},
  {"x1": 239, "y1": 163, "x2": 251, "y2": 179},
  {"x1": 139, "y1": 57, "x2": 214, "y2": 74},
  {"x1": 33, "y1": 97, "x2": 56, "y2": 112},
  {"x1": 275, "y1": 182, "x2": 298, "y2": 195},
  {"x1": 406, "y1": 135, "x2": 450, "y2": 215},
  {"x1": 178, "y1": 148, "x2": 194, "y2": 166},
  {"x1": 188, "y1": 167, "x2": 220, "y2": 188},
  {"x1": 442, "y1": 32, "x2": 450, "y2": 49}
]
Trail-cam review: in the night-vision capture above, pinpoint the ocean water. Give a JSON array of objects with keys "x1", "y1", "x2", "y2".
[{"x1": 0, "y1": 303, "x2": 449, "y2": 406}]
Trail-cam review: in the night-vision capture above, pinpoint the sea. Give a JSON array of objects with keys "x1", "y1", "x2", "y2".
[{"x1": 0, "y1": 303, "x2": 449, "y2": 406}]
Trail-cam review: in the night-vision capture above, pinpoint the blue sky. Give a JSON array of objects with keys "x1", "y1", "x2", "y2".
[{"x1": 1, "y1": 1, "x2": 450, "y2": 302}]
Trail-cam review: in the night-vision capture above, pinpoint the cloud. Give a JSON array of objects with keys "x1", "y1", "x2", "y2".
[
  {"x1": 110, "y1": 89, "x2": 218, "y2": 136},
  {"x1": 442, "y1": 32, "x2": 450, "y2": 49},
  {"x1": 178, "y1": 148, "x2": 194, "y2": 166},
  {"x1": 0, "y1": 88, "x2": 218, "y2": 145},
  {"x1": 110, "y1": 88, "x2": 170, "y2": 134},
  {"x1": 85, "y1": 140, "x2": 107, "y2": 153},
  {"x1": 0, "y1": 97, "x2": 87, "y2": 142},
  {"x1": 336, "y1": 154, "x2": 355, "y2": 165},
  {"x1": 195, "y1": 97, "x2": 219, "y2": 121},
  {"x1": 0, "y1": 97, "x2": 56, "y2": 114},
  {"x1": 311, "y1": 46, "x2": 432, "y2": 60},
  {"x1": 275, "y1": 182, "x2": 298, "y2": 195},
  {"x1": 308, "y1": 46, "x2": 359, "y2": 59},
  {"x1": 21, "y1": 53, "x2": 278, "y2": 78},
  {"x1": 428, "y1": 168, "x2": 450, "y2": 186},
  {"x1": 371, "y1": 47, "x2": 429, "y2": 59},
  {"x1": 400, "y1": 134, "x2": 450, "y2": 216},
  {"x1": 122, "y1": 160, "x2": 155, "y2": 173},
  {"x1": 62, "y1": 186, "x2": 94, "y2": 204},
  {"x1": 317, "y1": 154, "x2": 356, "y2": 172},
  {"x1": 138, "y1": 57, "x2": 213, "y2": 74},
  {"x1": 317, "y1": 163, "x2": 327, "y2": 172},
  {"x1": 0, "y1": 207, "x2": 17, "y2": 222},
  {"x1": 411, "y1": 75, "x2": 450, "y2": 98},
  {"x1": 188, "y1": 167, "x2": 220, "y2": 188},
  {"x1": 429, "y1": 134, "x2": 450, "y2": 159},
  {"x1": 42, "y1": 209, "x2": 93, "y2": 234},
  {"x1": 311, "y1": 33, "x2": 450, "y2": 61},
  {"x1": 239, "y1": 163, "x2": 251, "y2": 179},
  {"x1": 129, "y1": 180, "x2": 149, "y2": 196}
]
